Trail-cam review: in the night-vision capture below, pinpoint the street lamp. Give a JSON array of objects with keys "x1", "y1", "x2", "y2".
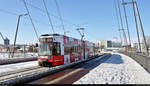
[
  {"x1": 122, "y1": 1, "x2": 149, "y2": 55},
  {"x1": 11, "y1": 13, "x2": 28, "y2": 58}
]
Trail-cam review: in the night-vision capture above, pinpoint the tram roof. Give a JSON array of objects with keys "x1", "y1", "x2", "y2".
[
  {"x1": 40, "y1": 34, "x2": 61, "y2": 36},
  {"x1": 40, "y1": 34, "x2": 95, "y2": 44}
]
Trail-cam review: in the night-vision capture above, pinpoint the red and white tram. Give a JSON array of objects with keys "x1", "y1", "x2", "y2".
[{"x1": 38, "y1": 34, "x2": 95, "y2": 67}]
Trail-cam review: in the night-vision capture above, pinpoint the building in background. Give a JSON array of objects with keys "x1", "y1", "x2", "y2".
[
  {"x1": 112, "y1": 42, "x2": 122, "y2": 48},
  {"x1": 0, "y1": 43, "x2": 38, "y2": 53},
  {"x1": 4, "y1": 38, "x2": 10, "y2": 46},
  {"x1": 131, "y1": 43, "x2": 145, "y2": 52},
  {"x1": 98, "y1": 40, "x2": 112, "y2": 49},
  {"x1": 98, "y1": 40, "x2": 121, "y2": 52}
]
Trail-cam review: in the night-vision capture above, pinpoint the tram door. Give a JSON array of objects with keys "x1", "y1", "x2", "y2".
[
  {"x1": 83, "y1": 41, "x2": 85, "y2": 59},
  {"x1": 64, "y1": 55, "x2": 70, "y2": 64}
]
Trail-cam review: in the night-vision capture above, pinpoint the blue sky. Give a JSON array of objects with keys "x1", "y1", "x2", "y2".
[{"x1": 0, "y1": 0, "x2": 150, "y2": 44}]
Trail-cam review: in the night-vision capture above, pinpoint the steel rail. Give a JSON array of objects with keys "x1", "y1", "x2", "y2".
[
  {"x1": 0, "y1": 67, "x2": 48, "y2": 82},
  {"x1": 0, "y1": 54, "x2": 105, "y2": 85},
  {"x1": 0, "y1": 66, "x2": 40, "y2": 77}
]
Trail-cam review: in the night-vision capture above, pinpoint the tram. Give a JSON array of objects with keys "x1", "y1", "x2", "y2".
[{"x1": 38, "y1": 34, "x2": 95, "y2": 67}]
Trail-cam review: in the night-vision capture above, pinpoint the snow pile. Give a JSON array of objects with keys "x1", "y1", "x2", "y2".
[
  {"x1": 74, "y1": 53, "x2": 150, "y2": 84},
  {"x1": 0, "y1": 52, "x2": 37, "y2": 65},
  {"x1": 0, "y1": 61, "x2": 38, "y2": 73}
]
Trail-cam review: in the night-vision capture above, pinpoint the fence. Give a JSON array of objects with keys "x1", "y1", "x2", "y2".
[
  {"x1": 0, "y1": 52, "x2": 38, "y2": 59},
  {"x1": 0, "y1": 45, "x2": 38, "y2": 59},
  {"x1": 120, "y1": 51, "x2": 150, "y2": 73}
]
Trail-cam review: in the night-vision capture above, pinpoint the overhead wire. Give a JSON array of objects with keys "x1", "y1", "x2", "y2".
[
  {"x1": 54, "y1": 0, "x2": 66, "y2": 35},
  {"x1": 84, "y1": 31, "x2": 99, "y2": 42},
  {"x1": 0, "y1": 0, "x2": 93, "y2": 41},
  {"x1": 122, "y1": 0, "x2": 132, "y2": 46},
  {"x1": 117, "y1": 0, "x2": 128, "y2": 46},
  {"x1": 0, "y1": 8, "x2": 18, "y2": 16},
  {"x1": 42, "y1": 0, "x2": 55, "y2": 34},
  {"x1": 0, "y1": 1, "x2": 77, "y2": 36},
  {"x1": 22, "y1": 0, "x2": 39, "y2": 40},
  {"x1": 22, "y1": 2, "x2": 79, "y2": 28},
  {"x1": 0, "y1": 7, "x2": 50, "y2": 29},
  {"x1": 24, "y1": 1, "x2": 91, "y2": 40},
  {"x1": 0, "y1": 0, "x2": 89, "y2": 42},
  {"x1": 114, "y1": 0, "x2": 123, "y2": 44},
  {"x1": 0, "y1": 9, "x2": 56, "y2": 32},
  {"x1": 25, "y1": 1, "x2": 82, "y2": 36},
  {"x1": 132, "y1": 0, "x2": 142, "y2": 52}
]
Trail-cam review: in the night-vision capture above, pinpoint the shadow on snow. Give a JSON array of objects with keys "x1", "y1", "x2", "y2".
[{"x1": 104, "y1": 54, "x2": 124, "y2": 64}]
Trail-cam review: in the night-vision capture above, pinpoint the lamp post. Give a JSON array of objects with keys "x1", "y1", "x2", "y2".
[
  {"x1": 76, "y1": 28, "x2": 85, "y2": 59},
  {"x1": 122, "y1": 1, "x2": 149, "y2": 55},
  {"x1": 11, "y1": 13, "x2": 28, "y2": 58}
]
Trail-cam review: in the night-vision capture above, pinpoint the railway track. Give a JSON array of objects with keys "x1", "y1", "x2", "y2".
[
  {"x1": 0, "y1": 57, "x2": 37, "y2": 65},
  {"x1": 0, "y1": 63, "x2": 69, "y2": 84},
  {"x1": 0, "y1": 54, "x2": 107, "y2": 85},
  {"x1": 29, "y1": 54, "x2": 112, "y2": 84},
  {"x1": 0, "y1": 66, "x2": 47, "y2": 83},
  {"x1": 0, "y1": 60, "x2": 81, "y2": 85},
  {"x1": 0, "y1": 66, "x2": 40, "y2": 77}
]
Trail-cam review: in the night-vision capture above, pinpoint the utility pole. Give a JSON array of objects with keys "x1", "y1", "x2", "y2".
[
  {"x1": 133, "y1": 1, "x2": 149, "y2": 55},
  {"x1": 0, "y1": 32, "x2": 5, "y2": 41},
  {"x1": 42, "y1": 0, "x2": 55, "y2": 34},
  {"x1": 54, "y1": 0, "x2": 66, "y2": 36},
  {"x1": 114, "y1": 0, "x2": 123, "y2": 46},
  {"x1": 122, "y1": 0, "x2": 132, "y2": 47},
  {"x1": 132, "y1": 0, "x2": 141, "y2": 52},
  {"x1": 122, "y1": 0, "x2": 149, "y2": 55},
  {"x1": 11, "y1": 14, "x2": 28, "y2": 58},
  {"x1": 122, "y1": 0, "x2": 141, "y2": 52},
  {"x1": 117, "y1": 0, "x2": 128, "y2": 47},
  {"x1": 77, "y1": 28, "x2": 85, "y2": 41},
  {"x1": 76, "y1": 28, "x2": 85, "y2": 59},
  {"x1": 118, "y1": 29, "x2": 123, "y2": 45}
]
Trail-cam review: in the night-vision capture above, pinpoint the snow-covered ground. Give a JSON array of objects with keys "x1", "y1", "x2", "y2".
[
  {"x1": 0, "y1": 52, "x2": 38, "y2": 59},
  {"x1": 74, "y1": 53, "x2": 150, "y2": 84},
  {"x1": 0, "y1": 61, "x2": 38, "y2": 73}
]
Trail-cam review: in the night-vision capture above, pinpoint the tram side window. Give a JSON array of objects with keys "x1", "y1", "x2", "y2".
[
  {"x1": 70, "y1": 46, "x2": 73, "y2": 54},
  {"x1": 64, "y1": 46, "x2": 70, "y2": 55},
  {"x1": 76, "y1": 46, "x2": 78, "y2": 53},
  {"x1": 53, "y1": 42, "x2": 61, "y2": 55},
  {"x1": 74, "y1": 46, "x2": 76, "y2": 53},
  {"x1": 78, "y1": 45, "x2": 81, "y2": 53}
]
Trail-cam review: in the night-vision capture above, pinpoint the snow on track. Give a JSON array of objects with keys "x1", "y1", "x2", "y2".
[
  {"x1": 74, "y1": 53, "x2": 150, "y2": 84},
  {"x1": 0, "y1": 61, "x2": 38, "y2": 73}
]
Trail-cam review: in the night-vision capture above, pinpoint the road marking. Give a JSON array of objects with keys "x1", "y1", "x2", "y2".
[{"x1": 45, "y1": 68, "x2": 84, "y2": 84}]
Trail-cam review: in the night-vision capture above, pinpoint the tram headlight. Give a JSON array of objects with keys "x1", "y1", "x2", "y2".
[
  {"x1": 40, "y1": 56, "x2": 48, "y2": 58},
  {"x1": 40, "y1": 56, "x2": 52, "y2": 58}
]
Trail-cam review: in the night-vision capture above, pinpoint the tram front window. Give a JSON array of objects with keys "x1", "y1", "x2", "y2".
[{"x1": 39, "y1": 43, "x2": 52, "y2": 56}]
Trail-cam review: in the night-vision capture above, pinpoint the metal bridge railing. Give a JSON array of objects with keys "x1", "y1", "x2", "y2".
[{"x1": 119, "y1": 51, "x2": 150, "y2": 73}]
